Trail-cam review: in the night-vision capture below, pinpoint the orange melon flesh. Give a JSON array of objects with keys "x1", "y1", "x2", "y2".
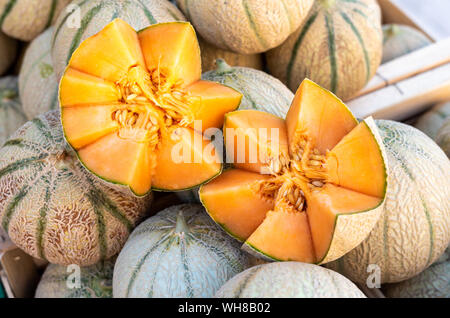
[
  {"x1": 246, "y1": 209, "x2": 316, "y2": 262},
  {"x1": 307, "y1": 184, "x2": 382, "y2": 262},
  {"x1": 326, "y1": 120, "x2": 386, "y2": 198},
  {"x1": 199, "y1": 169, "x2": 274, "y2": 241},
  {"x1": 151, "y1": 127, "x2": 222, "y2": 191},
  {"x1": 286, "y1": 79, "x2": 358, "y2": 154},
  {"x1": 224, "y1": 110, "x2": 289, "y2": 174},
  {"x1": 68, "y1": 19, "x2": 145, "y2": 82},
  {"x1": 60, "y1": 68, "x2": 120, "y2": 107},
  {"x1": 138, "y1": 22, "x2": 201, "y2": 87},
  {"x1": 185, "y1": 80, "x2": 242, "y2": 132},
  {"x1": 77, "y1": 132, "x2": 152, "y2": 196}
]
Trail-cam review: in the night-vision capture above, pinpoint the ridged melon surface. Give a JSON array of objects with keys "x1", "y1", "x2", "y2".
[
  {"x1": 19, "y1": 27, "x2": 59, "y2": 120},
  {"x1": 0, "y1": 111, "x2": 151, "y2": 266},
  {"x1": 383, "y1": 247, "x2": 449, "y2": 298},
  {"x1": 177, "y1": 0, "x2": 314, "y2": 54},
  {"x1": 382, "y1": 24, "x2": 431, "y2": 64},
  {"x1": 51, "y1": 0, "x2": 186, "y2": 80},
  {"x1": 436, "y1": 118, "x2": 450, "y2": 157},
  {"x1": 327, "y1": 120, "x2": 450, "y2": 283},
  {"x1": 0, "y1": 31, "x2": 17, "y2": 76},
  {"x1": 415, "y1": 102, "x2": 450, "y2": 140},
  {"x1": 0, "y1": 0, "x2": 71, "y2": 41},
  {"x1": 113, "y1": 204, "x2": 253, "y2": 298},
  {"x1": 266, "y1": 0, "x2": 383, "y2": 100},
  {"x1": 0, "y1": 76, "x2": 27, "y2": 145},
  {"x1": 35, "y1": 259, "x2": 115, "y2": 298},
  {"x1": 216, "y1": 262, "x2": 366, "y2": 298}
]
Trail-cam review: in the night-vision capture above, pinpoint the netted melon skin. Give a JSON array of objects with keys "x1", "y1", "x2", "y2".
[
  {"x1": 35, "y1": 259, "x2": 115, "y2": 298},
  {"x1": 216, "y1": 262, "x2": 366, "y2": 298},
  {"x1": 327, "y1": 121, "x2": 450, "y2": 284},
  {"x1": 113, "y1": 204, "x2": 253, "y2": 298},
  {"x1": 0, "y1": 111, "x2": 151, "y2": 266}
]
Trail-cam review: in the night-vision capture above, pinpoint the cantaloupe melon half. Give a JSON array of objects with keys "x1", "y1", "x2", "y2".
[
  {"x1": 200, "y1": 79, "x2": 388, "y2": 264},
  {"x1": 60, "y1": 19, "x2": 242, "y2": 196}
]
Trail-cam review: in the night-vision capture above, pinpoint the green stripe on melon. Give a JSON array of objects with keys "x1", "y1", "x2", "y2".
[
  {"x1": 19, "y1": 27, "x2": 59, "y2": 120},
  {"x1": 113, "y1": 204, "x2": 253, "y2": 298},
  {"x1": 0, "y1": 76, "x2": 27, "y2": 146},
  {"x1": 327, "y1": 120, "x2": 450, "y2": 283},
  {"x1": 51, "y1": 0, "x2": 186, "y2": 81},
  {"x1": 0, "y1": 0, "x2": 71, "y2": 41},
  {"x1": 35, "y1": 259, "x2": 115, "y2": 298},
  {"x1": 266, "y1": 0, "x2": 382, "y2": 100},
  {"x1": 0, "y1": 110, "x2": 151, "y2": 266},
  {"x1": 216, "y1": 262, "x2": 366, "y2": 298}
]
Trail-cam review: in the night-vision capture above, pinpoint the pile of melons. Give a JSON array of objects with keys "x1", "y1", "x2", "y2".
[{"x1": 0, "y1": 0, "x2": 448, "y2": 299}]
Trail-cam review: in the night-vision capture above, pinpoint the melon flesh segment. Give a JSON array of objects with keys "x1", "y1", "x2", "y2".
[
  {"x1": 77, "y1": 132, "x2": 152, "y2": 196},
  {"x1": 138, "y1": 23, "x2": 201, "y2": 87},
  {"x1": 200, "y1": 169, "x2": 274, "y2": 241},
  {"x1": 307, "y1": 184, "x2": 382, "y2": 262},
  {"x1": 185, "y1": 80, "x2": 242, "y2": 132},
  {"x1": 224, "y1": 110, "x2": 289, "y2": 174},
  {"x1": 152, "y1": 127, "x2": 221, "y2": 191},
  {"x1": 246, "y1": 210, "x2": 316, "y2": 262},
  {"x1": 60, "y1": 69, "x2": 120, "y2": 107},
  {"x1": 62, "y1": 105, "x2": 119, "y2": 149},
  {"x1": 286, "y1": 79, "x2": 357, "y2": 153},
  {"x1": 326, "y1": 120, "x2": 386, "y2": 198},
  {"x1": 68, "y1": 19, "x2": 146, "y2": 82}
]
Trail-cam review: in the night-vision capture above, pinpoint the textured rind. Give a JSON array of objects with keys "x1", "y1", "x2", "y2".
[
  {"x1": 415, "y1": 102, "x2": 450, "y2": 140},
  {"x1": 0, "y1": 31, "x2": 17, "y2": 76},
  {"x1": 266, "y1": 0, "x2": 383, "y2": 100},
  {"x1": 35, "y1": 259, "x2": 115, "y2": 298},
  {"x1": 113, "y1": 204, "x2": 253, "y2": 298},
  {"x1": 436, "y1": 118, "x2": 450, "y2": 157},
  {"x1": 383, "y1": 247, "x2": 449, "y2": 298},
  {"x1": 0, "y1": 0, "x2": 71, "y2": 41},
  {"x1": 198, "y1": 37, "x2": 263, "y2": 72},
  {"x1": 18, "y1": 27, "x2": 59, "y2": 120},
  {"x1": 327, "y1": 120, "x2": 450, "y2": 283},
  {"x1": 216, "y1": 262, "x2": 366, "y2": 298},
  {"x1": 177, "y1": 0, "x2": 314, "y2": 54},
  {"x1": 382, "y1": 24, "x2": 431, "y2": 64},
  {"x1": 320, "y1": 117, "x2": 388, "y2": 264},
  {"x1": 0, "y1": 110, "x2": 151, "y2": 266},
  {"x1": 0, "y1": 76, "x2": 27, "y2": 145},
  {"x1": 52, "y1": 0, "x2": 186, "y2": 80}
]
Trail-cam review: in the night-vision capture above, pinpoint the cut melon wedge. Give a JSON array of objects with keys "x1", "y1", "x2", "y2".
[
  {"x1": 60, "y1": 19, "x2": 242, "y2": 195},
  {"x1": 200, "y1": 79, "x2": 388, "y2": 264}
]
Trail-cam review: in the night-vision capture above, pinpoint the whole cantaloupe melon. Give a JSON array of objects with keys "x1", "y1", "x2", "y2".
[
  {"x1": 19, "y1": 27, "x2": 59, "y2": 120},
  {"x1": 0, "y1": 111, "x2": 151, "y2": 266},
  {"x1": 327, "y1": 120, "x2": 450, "y2": 284},
  {"x1": 113, "y1": 204, "x2": 253, "y2": 298},
  {"x1": 216, "y1": 262, "x2": 366, "y2": 298},
  {"x1": 35, "y1": 259, "x2": 115, "y2": 298}
]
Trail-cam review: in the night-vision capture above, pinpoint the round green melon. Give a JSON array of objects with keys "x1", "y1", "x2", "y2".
[
  {"x1": 382, "y1": 24, "x2": 431, "y2": 64},
  {"x1": 19, "y1": 27, "x2": 59, "y2": 120},
  {"x1": 35, "y1": 259, "x2": 115, "y2": 298},
  {"x1": 51, "y1": 0, "x2": 186, "y2": 81},
  {"x1": 0, "y1": 31, "x2": 17, "y2": 76},
  {"x1": 216, "y1": 262, "x2": 366, "y2": 298},
  {"x1": 415, "y1": 102, "x2": 450, "y2": 140},
  {"x1": 266, "y1": 0, "x2": 383, "y2": 101},
  {"x1": 436, "y1": 118, "x2": 450, "y2": 157},
  {"x1": 113, "y1": 204, "x2": 253, "y2": 298},
  {"x1": 0, "y1": 0, "x2": 71, "y2": 41},
  {"x1": 382, "y1": 247, "x2": 449, "y2": 298},
  {"x1": 327, "y1": 120, "x2": 450, "y2": 284},
  {"x1": 176, "y1": 59, "x2": 294, "y2": 203},
  {"x1": 0, "y1": 76, "x2": 27, "y2": 146},
  {"x1": 0, "y1": 110, "x2": 151, "y2": 266}
]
